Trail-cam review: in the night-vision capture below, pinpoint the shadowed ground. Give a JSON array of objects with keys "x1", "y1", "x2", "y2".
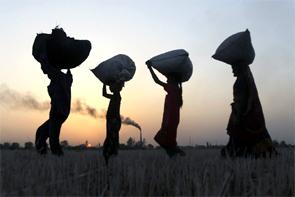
[{"x1": 1, "y1": 148, "x2": 294, "y2": 196}]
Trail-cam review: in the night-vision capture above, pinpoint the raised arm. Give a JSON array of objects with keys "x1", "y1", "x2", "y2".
[
  {"x1": 39, "y1": 54, "x2": 62, "y2": 79},
  {"x1": 102, "y1": 84, "x2": 112, "y2": 99},
  {"x1": 146, "y1": 61, "x2": 165, "y2": 87}
]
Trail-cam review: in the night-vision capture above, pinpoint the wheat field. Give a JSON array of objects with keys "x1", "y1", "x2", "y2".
[{"x1": 1, "y1": 148, "x2": 294, "y2": 196}]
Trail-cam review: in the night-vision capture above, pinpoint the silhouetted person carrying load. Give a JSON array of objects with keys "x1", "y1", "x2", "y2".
[
  {"x1": 102, "y1": 82, "x2": 123, "y2": 164},
  {"x1": 32, "y1": 27, "x2": 91, "y2": 155},
  {"x1": 91, "y1": 54, "x2": 136, "y2": 164},
  {"x1": 147, "y1": 65, "x2": 184, "y2": 157},
  {"x1": 212, "y1": 29, "x2": 276, "y2": 158},
  {"x1": 35, "y1": 54, "x2": 72, "y2": 155},
  {"x1": 146, "y1": 49, "x2": 193, "y2": 158}
]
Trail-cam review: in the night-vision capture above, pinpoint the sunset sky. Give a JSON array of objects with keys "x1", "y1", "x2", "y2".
[{"x1": 0, "y1": 0, "x2": 294, "y2": 146}]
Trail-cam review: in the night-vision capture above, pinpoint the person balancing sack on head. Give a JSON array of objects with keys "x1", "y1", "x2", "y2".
[
  {"x1": 212, "y1": 29, "x2": 277, "y2": 158},
  {"x1": 33, "y1": 27, "x2": 91, "y2": 156},
  {"x1": 146, "y1": 49, "x2": 193, "y2": 158},
  {"x1": 91, "y1": 54, "x2": 136, "y2": 164}
]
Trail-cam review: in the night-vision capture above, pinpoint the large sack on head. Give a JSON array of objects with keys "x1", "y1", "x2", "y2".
[
  {"x1": 91, "y1": 54, "x2": 136, "y2": 84},
  {"x1": 212, "y1": 29, "x2": 255, "y2": 65},
  {"x1": 147, "y1": 49, "x2": 193, "y2": 82},
  {"x1": 32, "y1": 27, "x2": 91, "y2": 69},
  {"x1": 32, "y1": 33, "x2": 50, "y2": 63}
]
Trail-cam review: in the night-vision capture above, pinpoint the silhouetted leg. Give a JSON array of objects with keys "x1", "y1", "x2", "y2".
[
  {"x1": 154, "y1": 130, "x2": 167, "y2": 147},
  {"x1": 35, "y1": 120, "x2": 49, "y2": 154},
  {"x1": 225, "y1": 136, "x2": 235, "y2": 157},
  {"x1": 110, "y1": 132, "x2": 118, "y2": 156},
  {"x1": 154, "y1": 131, "x2": 172, "y2": 157},
  {"x1": 103, "y1": 119, "x2": 121, "y2": 164},
  {"x1": 103, "y1": 138, "x2": 112, "y2": 165},
  {"x1": 103, "y1": 121, "x2": 113, "y2": 165},
  {"x1": 112, "y1": 119, "x2": 121, "y2": 155},
  {"x1": 49, "y1": 116, "x2": 64, "y2": 156},
  {"x1": 173, "y1": 146, "x2": 186, "y2": 156}
]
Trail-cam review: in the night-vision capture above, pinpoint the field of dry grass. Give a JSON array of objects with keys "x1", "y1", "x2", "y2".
[{"x1": 1, "y1": 148, "x2": 294, "y2": 196}]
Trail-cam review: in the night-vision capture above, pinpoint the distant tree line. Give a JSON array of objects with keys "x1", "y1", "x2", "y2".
[{"x1": 0, "y1": 139, "x2": 294, "y2": 150}]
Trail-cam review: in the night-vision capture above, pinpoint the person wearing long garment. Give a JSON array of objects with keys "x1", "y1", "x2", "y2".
[
  {"x1": 35, "y1": 54, "x2": 72, "y2": 156},
  {"x1": 146, "y1": 61, "x2": 185, "y2": 157},
  {"x1": 102, "y1": 82, "x2": 124, "y2": 164},
  {"x1": 222, "y1": 63, "x2": 277, "y2": 158}
]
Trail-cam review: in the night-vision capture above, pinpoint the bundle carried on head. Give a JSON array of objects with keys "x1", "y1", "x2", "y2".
[
  {"x1": 91, "y1": 54, "x2": 136, "y2": 85},
  {"x1": 147, "y1": 49, "x2": 193, "y2": 82},
  {"x1": 32, "y1": 27, "x2": 92, "y2": 69},
  {"x1": 212, "y1": 29, "x2": 255, "y2": 66}
]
